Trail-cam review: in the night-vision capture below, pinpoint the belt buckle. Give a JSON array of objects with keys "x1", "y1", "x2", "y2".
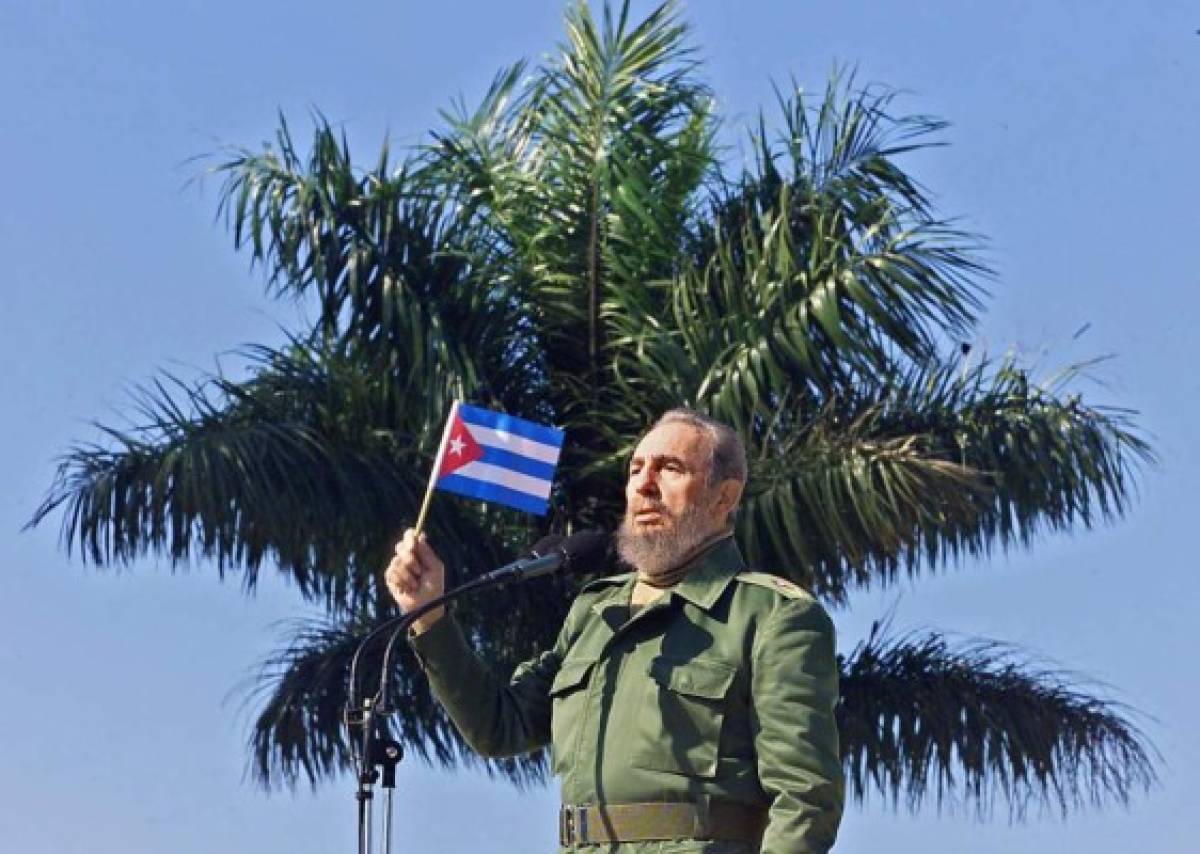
[{"x1": 559, "y1": 805, "x2": 589, "y2": 846}]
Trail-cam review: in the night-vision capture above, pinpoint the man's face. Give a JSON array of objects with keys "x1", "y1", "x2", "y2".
[
  {"x1": 618, "y1": 422, "x2": 734, "y2": 575},
  {"x1": 624, "y1": 422, "x2": 718, "y2": 534}
]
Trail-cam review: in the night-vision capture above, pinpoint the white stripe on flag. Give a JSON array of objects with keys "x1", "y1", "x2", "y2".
[
  {"x1": 467, "y1": 424, "x2": 562, "y2": 464},
  {"x1": 454, "y1": 461, "x2": 554, "y2": 499}
]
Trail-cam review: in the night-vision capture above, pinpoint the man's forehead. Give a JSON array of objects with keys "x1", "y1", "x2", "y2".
[{"x1": 631, "y1": 422, "x2": 711, "y2": 462}]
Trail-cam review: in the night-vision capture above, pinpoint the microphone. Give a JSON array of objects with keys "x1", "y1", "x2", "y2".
[
  {"x1": 479, "y1": 529, "x2": 610, "y2": 584},
  {"x1": 529, "y1": 532, "x2": 567, "y2": 558}
]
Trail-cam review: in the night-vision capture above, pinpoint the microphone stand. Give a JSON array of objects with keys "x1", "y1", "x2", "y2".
[{"x1": 344, "y1": 556, "x2": 565, "y2": 854}]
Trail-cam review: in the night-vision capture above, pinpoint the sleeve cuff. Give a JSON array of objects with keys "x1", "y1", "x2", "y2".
[{"x1": 407, "y1": 614, "x2": 472, "y2": 674}]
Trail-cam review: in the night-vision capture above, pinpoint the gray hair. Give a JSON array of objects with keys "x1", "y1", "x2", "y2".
[{"x1": 647, "y1": 408, "x2": 748, "y2": 488}]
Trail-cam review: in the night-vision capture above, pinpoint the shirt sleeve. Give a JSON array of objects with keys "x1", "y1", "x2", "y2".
[
  {"x1": 408, "y1": 615, "x2": 561, "y2": 759},
  {"x1": 750, "y1": 596, "x2": 845, "y2": 854}
]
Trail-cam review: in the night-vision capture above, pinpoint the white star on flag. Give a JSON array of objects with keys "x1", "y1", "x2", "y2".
[{"x1": 449, "y1": 434, "x2": 466, "y2": 456}]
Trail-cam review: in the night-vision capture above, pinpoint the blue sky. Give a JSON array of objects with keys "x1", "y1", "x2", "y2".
[{"x1": 3, "y1": 1, "x2": 1197, "y2": 851}]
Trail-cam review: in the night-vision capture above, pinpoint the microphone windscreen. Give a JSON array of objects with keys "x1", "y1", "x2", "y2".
[
  {"x1": 559, "y1": 529, "x2": 610, "y2": 574},
  {"x1": 529, "y1": 533, "x2": 566, "y2": 558}
]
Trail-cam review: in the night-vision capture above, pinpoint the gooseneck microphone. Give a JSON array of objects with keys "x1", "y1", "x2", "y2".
[{"x1": 477, "y1": 529, "x2": 610, "y2": 584}]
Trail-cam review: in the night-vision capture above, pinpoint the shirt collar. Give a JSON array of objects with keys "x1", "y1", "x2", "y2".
[
  {"x1": 587, "y1": 534, "x2": 746, "y2": 633},
  {"x1": 668, "y1": 533, "x2": 746, "y2": 612}
]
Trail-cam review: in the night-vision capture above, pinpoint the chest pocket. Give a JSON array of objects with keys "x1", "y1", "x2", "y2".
[
  {"x1": 631, "y1": 655, "x2": 738, "y2": 778},
  {"x1": 548, "y1": 656, "x2": 597, "y2": 775}
]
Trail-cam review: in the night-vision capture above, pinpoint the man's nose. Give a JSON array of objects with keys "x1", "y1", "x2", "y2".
[{"x1": 631, "y1": 468, "x2": 659, "y2": 496}]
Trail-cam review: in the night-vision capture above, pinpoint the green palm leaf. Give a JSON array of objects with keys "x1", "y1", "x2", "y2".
[
  {"x1": 839, "y1": 623, "x2": 1157, "y2": 815},
  {"x1": 734, "y1": 357, "x2": 1152, "y2": 600}
]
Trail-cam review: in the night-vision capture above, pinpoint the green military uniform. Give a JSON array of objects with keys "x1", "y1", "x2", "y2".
[{"x1": 409, "y1": 535, "x2": 844, "y2": 853}]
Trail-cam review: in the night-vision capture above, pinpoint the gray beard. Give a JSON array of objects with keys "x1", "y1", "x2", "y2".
[{"x1": 616, "y1": 502, "x2": 714, "y2": 580}]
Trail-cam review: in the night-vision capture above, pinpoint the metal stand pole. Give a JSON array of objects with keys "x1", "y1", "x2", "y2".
[
  {"x1": 352, "y1": 695, "x2": 404, "y2": 854},
  {"x1": 357, "y1": 786, "x2": 373, "y2": 854},
  {"x1": 376, "y1": 739, "x2": 403, "y2": 854},
  {"x1": 382, "y1": 788, "x2": 394, "y2": 854},
  {"x1": 356, "y1": 698, "x2": 378, "y2": 854}
]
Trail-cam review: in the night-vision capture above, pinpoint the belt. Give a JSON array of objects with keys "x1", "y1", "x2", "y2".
[{"x1": 558, "y1": 800, "x2": 766, "y2": 846}]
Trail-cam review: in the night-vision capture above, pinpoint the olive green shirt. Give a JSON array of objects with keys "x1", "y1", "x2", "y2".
[{"x1": 410, "y1": 536, "x2": 844, "y2": 853}]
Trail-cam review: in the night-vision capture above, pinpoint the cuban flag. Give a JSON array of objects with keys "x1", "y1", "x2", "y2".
[{"x1": 432, "y1": 402, "x2": 565, "y2": 515}]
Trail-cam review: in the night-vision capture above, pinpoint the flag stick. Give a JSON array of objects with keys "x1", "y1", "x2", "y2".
[{"x1": 413, "y1": 399, "x2": 460, "y2": 538}]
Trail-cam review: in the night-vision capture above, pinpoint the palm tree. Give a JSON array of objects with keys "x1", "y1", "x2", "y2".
[{"x1": 30, "y1": 0, "x2": 1154, "y2": 817}]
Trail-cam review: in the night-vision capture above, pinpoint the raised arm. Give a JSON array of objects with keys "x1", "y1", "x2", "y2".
[{"x1": 385, "y1": 528, "x2": 558, "y2": 758}]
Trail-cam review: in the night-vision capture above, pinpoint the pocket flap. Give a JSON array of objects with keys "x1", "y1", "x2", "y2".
[
  {"x1": 649, "y1": 656, "x2": 736, "y2": 700},
  {"x1": 549, "y1": 658, "x2": 595, "y2": 697}
]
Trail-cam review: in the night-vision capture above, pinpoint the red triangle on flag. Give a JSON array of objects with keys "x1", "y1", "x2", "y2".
[{"x1": 438, "y1": 410, "x2": 485, "y2": 478}]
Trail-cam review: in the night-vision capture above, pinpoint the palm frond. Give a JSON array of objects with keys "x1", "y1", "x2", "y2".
[
  {"x1": 28, "y1": 344, "x2": 418, "y2": 604},
  {"x1": 212, "y1": 117, "x2": 518, "y2": 398},
  {"x1": 734, "y1": 356, "x2": 1152, "y2": 601},
  {"x1": 738, "y1": 408, "x2": 987, "y2": 599},
  {"x1": 238, "y1": 617, "x2": 362, "y2": 790},
  {"x1": 839, "y1": 623, "x2": 1157, "y2": 815},
  {"x1": 617, "y1": 74, "x2": 986, "y2": 402},
  {"x1": 427, "y1": 0, "x2": 713, "y2": 368}
]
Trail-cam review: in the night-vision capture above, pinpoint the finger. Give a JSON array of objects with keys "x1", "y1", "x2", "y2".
[
  {"x1": 394, "y1": 561, "x2": 423, "y2": 592},
  {"x1": 413, "y1": 536, "x2": 441, "y2": 572},
  {"x1": 393, "y1": 542, "x2": 419, "y2": 575},
  {"x1": 393, "y1": 535, "x2": 427, "y2": 575},
  {"x1": 386, "y1": 557, "x2": 422, "y2": 594},
  {"x1": 394, "y1": 528, "x2": 416, "y2": 556},
  {"x1": 383, "y1": 567, "x2": 405, "y2": 599}
]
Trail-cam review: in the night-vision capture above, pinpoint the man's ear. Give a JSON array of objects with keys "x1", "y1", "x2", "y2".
[{"x1": 714, "y1": 478, "x2": 743, "y2": 519}]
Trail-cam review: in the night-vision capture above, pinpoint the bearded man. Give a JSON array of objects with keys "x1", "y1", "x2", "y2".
[{"x1": 386, "y1": 409, "x2": 844, "y2": 853}]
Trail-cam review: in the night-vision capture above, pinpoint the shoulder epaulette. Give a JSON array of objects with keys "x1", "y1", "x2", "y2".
[{"x1": 736, "y1": 571, "x2": 813, "y2": 601}]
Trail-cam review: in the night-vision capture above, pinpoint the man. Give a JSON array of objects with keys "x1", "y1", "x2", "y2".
[{"x1": 386, "y1": 409, "x2": 844, "y2": 852}]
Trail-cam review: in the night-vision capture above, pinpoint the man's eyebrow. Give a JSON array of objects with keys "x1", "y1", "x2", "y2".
[{"x1": 630, "y1": 453, "x2": 689, "y2": 467}]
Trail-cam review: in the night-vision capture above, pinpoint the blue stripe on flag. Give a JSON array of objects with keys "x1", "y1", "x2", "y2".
[
  {"x1": 437, "y1": 473, "x2": 550, "y2": 515},
  {"x1": 476, "y1": 446, "x2": 558, "y2": 481},
  {"x1": 458, "y1": 404, "x2": 565, "y2": 447}
]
